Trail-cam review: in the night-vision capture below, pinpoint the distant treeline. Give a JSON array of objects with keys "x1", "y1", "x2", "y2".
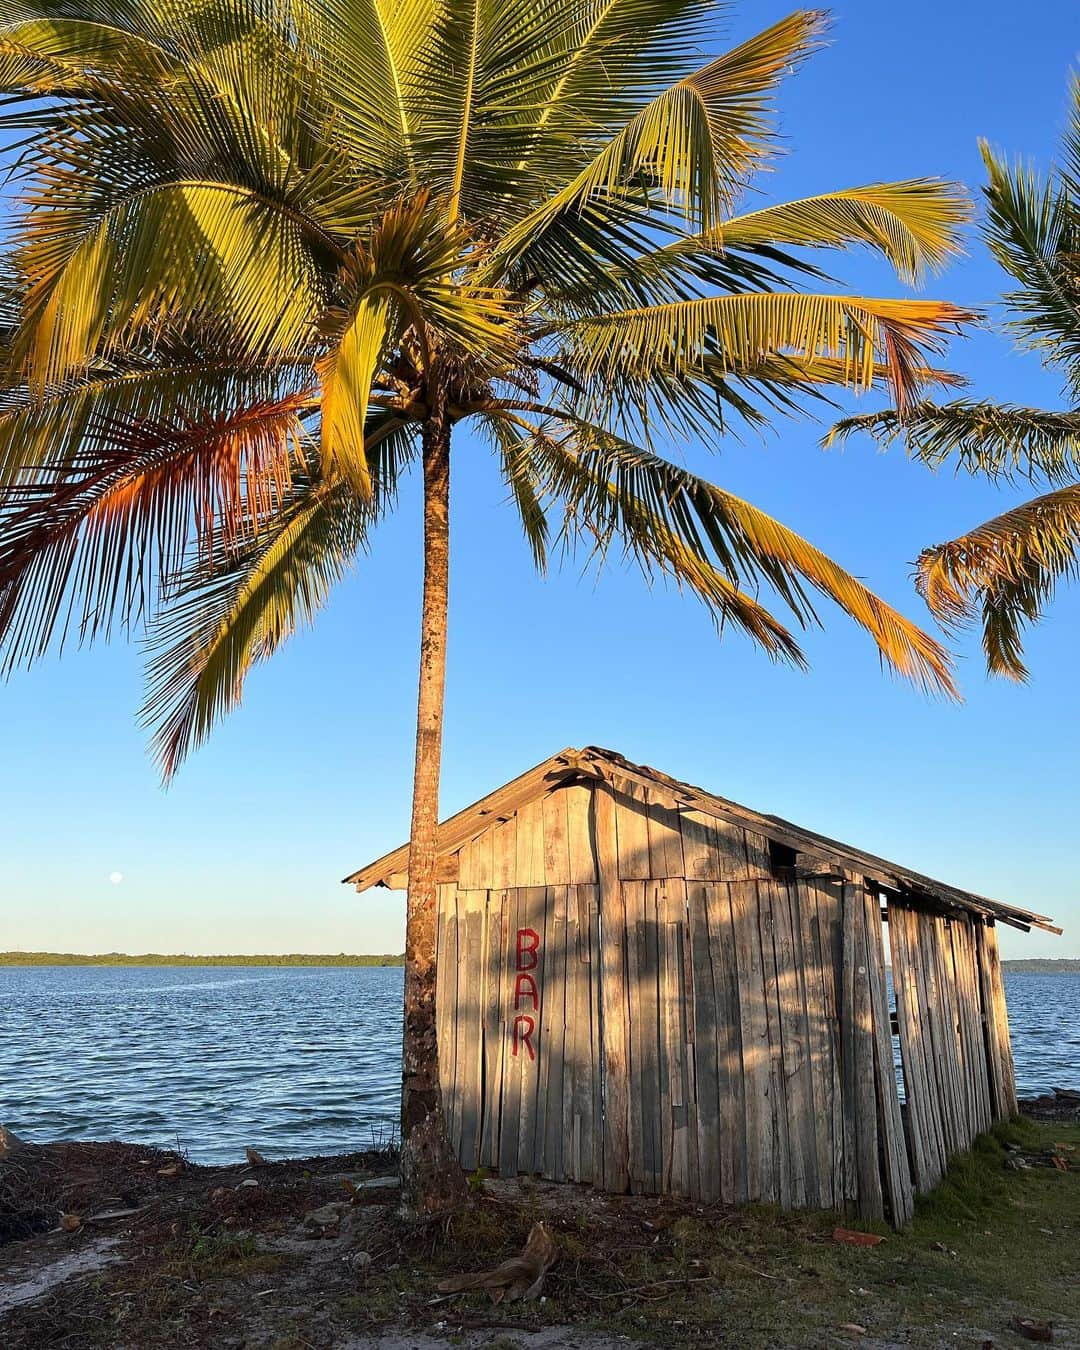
[
  {"x1": 1000, "y1": 958, "x2": 1080, "y2": 974},
  {"x1": 0, "y1": 952, "x2": 405, "y2": 967}
]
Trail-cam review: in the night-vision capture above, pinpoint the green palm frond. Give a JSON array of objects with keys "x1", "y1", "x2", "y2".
[
  {"x1": 979, "y1": 141, "x2": 1080, "y2": 386},
  {"x1": 13, "y1": 182, "x2": 325, "y2": 390},
  {"x1": 828, "y1": 401, "x2": 1080, "y2": 483},
  {"x1": 142, "y1": 478, "x2": 362, "y2": 779},
  {"x1": 0, "y1": 0, "x2": 973, "y2": 773},
  {"x1": 830, "y1": 84, "x2": 1080, "y2": 678},
  {"x1": 494, "y1": 10, "x2": 823, "y2": 280}
]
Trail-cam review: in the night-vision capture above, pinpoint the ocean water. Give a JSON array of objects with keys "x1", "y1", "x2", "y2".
[{"x1": 0, "y1": 966, "x2": 1077, "y2": 1164}]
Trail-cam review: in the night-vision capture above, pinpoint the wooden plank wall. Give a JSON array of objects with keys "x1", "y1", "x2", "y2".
[
  {"x1": 887, "y1": 900, "x2": 1013, "y2": 1197},
  {"x1": 436, "y1": 883, "x2": 602, "y2": 1182},
  {"x1": 437, "y1": 779, "x2": 1008, "y2": 1228}
]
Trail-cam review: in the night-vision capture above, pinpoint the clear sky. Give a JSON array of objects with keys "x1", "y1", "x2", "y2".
[{"x1": 2, "y1": 1, "x2": 1077, "y2": 960}]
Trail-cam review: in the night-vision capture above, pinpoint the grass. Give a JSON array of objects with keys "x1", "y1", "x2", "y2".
[
  {"x1": 3, "y1": 1122, "x2": 1075, "y2": 1348},
  {"x1": 345, "y1": 1119, "x2": 1079, "y2": 1348}
]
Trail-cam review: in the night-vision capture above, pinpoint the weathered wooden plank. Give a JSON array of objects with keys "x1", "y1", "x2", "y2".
[
  {"x1": 960, "y1": 918, "x2": 993, "y2": 1135},
  {"x1": 887, "y1": 901, "x2": 935, "y2": 1193},
  {"x1": 565, "y1": 784, "x2": 597, "y2": 886},
  {"x1": 688, "y1": 881, "x2": 721, "y2": 1202},
  {"x1": 542, "y1": 791, "x2": 571, "y2": 887},
  {"x1": 595, "y1": 780, "x2": 630, "y2": 1192},
  {"x1": 479, "y1": 890, "x2": 504, "y2": 1170},
  {"x1": 542, "y1": 885, "x2": 569, "y2": 1180},
  {"x1": 951, "y1": 918, "x2": 988, "y2": 1138},
  {"x1": 533, "y1": 882, "x2": 551, "y2": 1179},
  {"x1": 743, "y1": 830, "x2": 772, "y2": 879},
  {"x1": 568, "y1": 885, "x2": 596, "y2": 1182},
  {"x1": 839, "y1": 878, "x2": 860, "y2": 1211},
  {"x1": 678, "y1": 806, "x2": 721, "y2": 881},
  {"x1": 457, "y1": 891, "x2": 485, "y2": 1170},
  {"x1": 804, "y1": 878, "x2": 844, "y2": 1211},
  {"x1": 624, "y1": 879, "x2": 646, "y2": 1191},
  {"x1": 615, "y1": 780, "x2": 652, "y2": 880},
  {"x1": 705, "y1": 882, "x2": 744, "y2": 1204},
  {"x1": 641, "y1": 881, "x2": 663, "y2": 1191},
  {"x1": 928, "y1": 914, "x2": 966, "y2": 1153},
  {"x1": 793, "y1": 879, "x2": 830, "y2": 1210},
  {"x1": 983, "y1": 920, "x2": 1018, "y2": 1116},
  {"x1": 441, "y1": 888, "x2": 462, "y2": 1152},
  {"x1": 492, "y1": 816, "x2": 517, "y2": 890},
  {"x1": 645, "y1": 787, "x2": 685, "y2": 877},
  {"x1": 681, "y1": 889, "x2": 701, "y2": 1202},
  {"x1": 515, "y1": 799, "x2": 545, "y2": 888},
  {"x1": 907, "y1": 905, "x2": 949, "y2": 1184},
  {"x1": 711, "y1": 816, "x2": 749, "y2": 880},
  {"x1": 498, "y1": 887, "x2": 523, "y2": 1177},
  {"x1": 773, "y1": 879, "x2": 815, "y2": 1211},
  {"x1": 975, "y1": 919, "x2": 1008, "y2": 1120},
  {"x1": 911, "y1": 910, "x2": 953, "y2": 1162},
  {"x1": 660, "y1": 881, "x2": 691, "y2": 1196},
  {"x1": 731, "y1": 879, "x2": 772, "y2": 1202},
  {"x1": 588, "y1": 882, "x2": 604, "y2": 1183},
  {"x1": 863, "y1": 888, "x2": 914, "y2": 1225},
  {"x1": 458, "y1": 829, "x2": 494, "y2": 891},
  {"x1": 517, "y1": 885, "x2": 546, "y2": 1173},
  {"x1": 757, "y1": 880, "x2": 793, "y2": 1209},
  {"x1": 850, "y1": 883, "x2": 884, "y2": 1222}
]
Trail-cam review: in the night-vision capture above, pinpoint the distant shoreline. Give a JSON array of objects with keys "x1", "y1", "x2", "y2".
[
  {"x1": 2, "y1": 952, "x2": 1076, "y2": 971},
  {"x1": 0, "y1": 952, "x2": 405, "y2": 967}
]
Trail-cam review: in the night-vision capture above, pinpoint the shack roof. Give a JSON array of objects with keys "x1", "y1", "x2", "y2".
[{"x1": 344, "y1": 745, "x2": 1060, "y2": 934}]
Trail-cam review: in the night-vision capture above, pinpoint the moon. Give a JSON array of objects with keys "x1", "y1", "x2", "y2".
[{"x1": 108, "y1": 871, "x2": 124, "y2": 885}]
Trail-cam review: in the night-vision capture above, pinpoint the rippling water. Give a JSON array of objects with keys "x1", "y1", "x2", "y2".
[
  {"x1": 1, "y1": 966, "x2": 1077, "y2": 1163},
  {"x1": 0, "y1": 966, "x2": 403, "y2": 1163}
]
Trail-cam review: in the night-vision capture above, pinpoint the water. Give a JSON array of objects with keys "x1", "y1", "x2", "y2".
[
  {"x1": 1, "y1": 967, "x2": 1077, "y2": 1164},
  {"x1": 0, "y1": 965, "x2": 404, "y2": 1163}
]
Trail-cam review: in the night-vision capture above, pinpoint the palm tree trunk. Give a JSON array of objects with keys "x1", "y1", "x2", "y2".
[{"x1": 399, "y1": 389, "x2": 468, "y2": 1216}]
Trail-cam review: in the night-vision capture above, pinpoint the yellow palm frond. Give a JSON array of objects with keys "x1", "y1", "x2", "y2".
[
  {"x1": 917, "y1": 484, "x2": 1080, "y2": 679},
  {"x1": 318, "y1": 293, "x2": 402, "y2": 498},
  {"x1": 713, "y1": 181, "x2": 970, "y2": 286},
  {"x1": 533, "y1": 422, "x2": 958, "y2": 697},
  {"x1": 495, "y1": 9, "x2": 824, "y2": 271},
  {"x1": 15, "y1": 182, "x2": 324, "y2": 390},
  {"x1": 564, "y1": 292, "x2": 973, "y2": 412}
]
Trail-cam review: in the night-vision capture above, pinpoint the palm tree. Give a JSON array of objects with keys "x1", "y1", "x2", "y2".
[
  {"x1": 0, "y1": 1, "x2": 969, "y2": 1213},
  {"x1": 831, "y1": 84, "x2": 1080, "y2": 679}
]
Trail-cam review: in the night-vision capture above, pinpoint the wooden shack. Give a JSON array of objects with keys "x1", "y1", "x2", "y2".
[{"x1": 346, "y1": 746, "x2": 1060, "y2": 1225}]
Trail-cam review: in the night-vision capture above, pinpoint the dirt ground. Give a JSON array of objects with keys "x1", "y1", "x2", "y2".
[{"x1": 1, "y1": 1117, "x2": 1077, "y2": 1350}]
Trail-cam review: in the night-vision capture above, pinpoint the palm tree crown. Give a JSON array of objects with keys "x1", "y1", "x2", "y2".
[
  {"x1": 0, "y1": 1, "x2": 971, "y2": 768},
  {"x1": 832, "y1": 82, "x2": 1080, "y2": 679}
]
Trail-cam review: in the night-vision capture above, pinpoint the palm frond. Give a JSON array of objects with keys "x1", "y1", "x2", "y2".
[
  {"x1": 528, "y1": 419, "x2": 958, "y2": 695},
  {"x1": 712, "y1": 181, "x2": 969, "y2": 286},
  {"x1": 916, "y1": 484, "x2": 1080, "y2": 679},
  {"x1": 492, "y1": 9, "x2": 824, "y2": 278},
  {"x1": 828, "y1": 401, "x2": 1080, "y2": 483},
  {"x1": 13, "y1": 181, "x2": 324, "y2": 390},
  {"x1": 979, "y1": 141, "x2": 1080, "y2": 387},
  {"x1": 0, "y1": 391, "x2": 309, "y2": 671},
  {"x1": 142, "y1": 413, "x2": 414, "y2": 777},
  {"x1": 562, "y1": 292, "x2": 973, "y2": 419}
]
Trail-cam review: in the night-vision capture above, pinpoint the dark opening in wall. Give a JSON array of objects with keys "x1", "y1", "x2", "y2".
[{"x1": 768, "y1": 839, "x2": 798, "y2": 879}]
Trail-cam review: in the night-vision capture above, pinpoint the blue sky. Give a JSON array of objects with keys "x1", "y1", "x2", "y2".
[{"x1": 2, "y1": 1, "x2": 1077, "y2": 959}]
